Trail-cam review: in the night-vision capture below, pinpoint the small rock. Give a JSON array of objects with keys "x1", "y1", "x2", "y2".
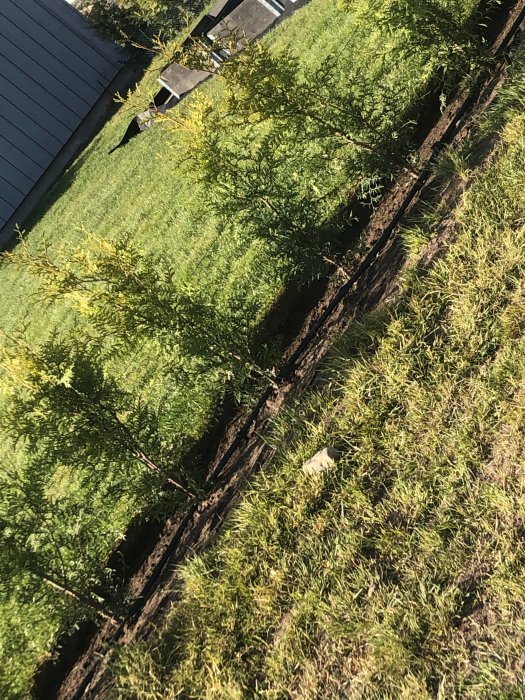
[{"x1": 302, "y1": 447, "x2": 339, "y2": 476}]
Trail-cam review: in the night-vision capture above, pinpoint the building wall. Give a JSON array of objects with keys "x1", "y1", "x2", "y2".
[{"x1": 0, "y1": 0, "x2": 126, "y2": 232}]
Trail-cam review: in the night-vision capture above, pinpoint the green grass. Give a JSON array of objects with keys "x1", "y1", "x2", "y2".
[
  {"x1": 0, "y1": 0, "x2": 485, "y2": 696},
  {"x1": 112, "y1": 45, "x2": 525, "y2": 700}
]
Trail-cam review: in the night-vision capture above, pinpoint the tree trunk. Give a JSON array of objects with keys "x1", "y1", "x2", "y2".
[
  {"x1": 131, "y1": 446, "x2": 196, "y2": 498},
  {"x1": 43, "y1": 575, "x2": 120, "y2": 625},
  {"x1": 69, "y1": 389, "x2": 197, "y2": 499},
  {"x1": 300, "y1": 110, "x2": 374, "y2": 151}
]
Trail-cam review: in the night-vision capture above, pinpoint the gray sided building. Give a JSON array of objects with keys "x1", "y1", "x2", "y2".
[{"x1": 0, "y1": 0, "x2": 128, "y2": 245}]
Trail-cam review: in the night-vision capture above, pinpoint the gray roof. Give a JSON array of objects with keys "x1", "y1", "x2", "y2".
[
  {"x1": 158, "y1": 62, "x2": 210, "y2": 99},
  {"x1": 208, "y1": 0, "x2": 231, "y2": 16},
  {"x1": 0, "y1": 0, "x2": 125, "y2": 235},
  {"x1": 207, "y1": 0, "x2": 283, "y2": 42}
]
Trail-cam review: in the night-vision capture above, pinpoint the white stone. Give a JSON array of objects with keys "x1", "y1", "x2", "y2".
[{"x1": 302, "y1": 447, "x2": 339, "y2": 475}]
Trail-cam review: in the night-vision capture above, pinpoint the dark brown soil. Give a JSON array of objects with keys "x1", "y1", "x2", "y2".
[{"x1": 37, "y1": 3, "x2": 525, "y2": 698}]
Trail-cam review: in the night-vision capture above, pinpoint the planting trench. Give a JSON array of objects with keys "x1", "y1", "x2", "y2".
[{"x1": 35, "y1": 2, "x2": 525, "y2": 697}]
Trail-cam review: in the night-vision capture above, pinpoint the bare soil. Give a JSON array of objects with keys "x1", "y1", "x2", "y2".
[{"x1": 36, "y1": 3, "x2": 525, "y2": 697}]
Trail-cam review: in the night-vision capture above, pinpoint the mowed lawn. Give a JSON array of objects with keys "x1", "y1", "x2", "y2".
[
  {"x1": 0, "y1": 0, "x2": 481, "y2": 696},
  {"x1": 0, "y1": 0, "x2": 477, "y2": 435},
  {"x1": 113, "y1": 46, "x2": 525, "y2": 700}
]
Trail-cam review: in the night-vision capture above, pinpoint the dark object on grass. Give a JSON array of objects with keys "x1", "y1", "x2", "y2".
[
  {"x1": 108, "y1": 98, "x2": 176, "y2": 154},
  {"x1": 108, "y1": 117, "x2": 141, "y2": 153}
]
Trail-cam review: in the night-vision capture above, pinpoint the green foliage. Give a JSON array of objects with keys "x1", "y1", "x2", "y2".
[
  {"x1": 3, "y1": 235, "x2": 247, "y2": 371},
  {"x1": 113, "y1": 75, "x2": 525, "y2": 700},
  {"x1": 77, "y1": 0, "x2": 206, "y2": 47},
  {"x1": 176, "y1": 119, "x2": 331, "y2": 264},
  {"x1": 341, "y1": 0, "x2": 488, "y2": 76},
  {"x1": 0, "y1": 0, "x2": 485, "y2": 693},
  {"x1": 163, "y1": 57, "x2": 396, "y2": 271},
  {"x1": 170, "y1": 0, "x2": 488, "y2": 267},
  {"x1": 190, "y1": 39, "x2": 383, "y2": 149},
  {"x1": 0, "y1": 466, "x2": 119, "y2": 620},
  {"x1": 0, "y1": 596, "x2": 62, "y2": 699},
  {"x1": 0, "y1": 335, "x2": 194, "y2": 495}
]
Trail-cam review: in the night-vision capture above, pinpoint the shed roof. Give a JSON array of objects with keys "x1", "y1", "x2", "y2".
[
  {"x1": 207, "y1": 0, "x2": 283, "y2": 42},
  {"x1": 0, "y1": 0, "x2": 125, "y2": 237},
  {"x1": 208, "y1": 0, "x2": 231, "y2": 16},
  {"x1": 158, "y1": 62, "x2": 210, "y2": 99}
]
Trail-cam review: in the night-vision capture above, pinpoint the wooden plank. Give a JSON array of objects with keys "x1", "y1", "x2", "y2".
[
  {"x1": 37, "y1": 0, "x2": 125, "y2": 68},
  {"x1": 0, "y1": 177, "x2": 26, "y2": 209},
  {"x1": 1, "y1": 9, "x2": 102, "y2": 105},
  {"x1": 0, "y1": 59, "x2": 82, "y2": 132},
  {"x1": 0, "y1": 199, "x2": 13, "y2": 225},
  {"x1": 3, "y1": 0, "x2": 116, "y2": 86},
  {"x1": 0, "y1": 158, "x2": 34, "y2": 194},
  {"x1": 9, "y1": 0, "x2": 122, "y2": 80},
  {"x1": 0, "y1": 39, "x2": 89, "y2": 121},
  {"x1": 0, "y1": 95, "x2": 63, "y2": 156},
  {"x1": 0, "y1": 115, "x2": 54, "y2": 168},
  {"x1": 0, "y1": 136, "x2": 43, "y2": 182},
  {"x1": 0, "y1": 75, "x2": 73, "y2": 143},
  {"x1": 0, "y1": 0, "x2": 127, "y2": 238}
]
